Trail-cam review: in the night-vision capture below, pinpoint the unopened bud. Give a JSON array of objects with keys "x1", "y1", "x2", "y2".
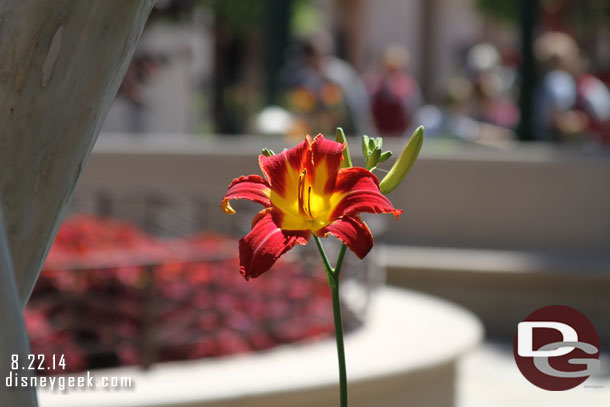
[
  {"x1": 379, "y1": 151, "x2": 392, "y2": 162},
  {"x1": 379, "y1": 126, "x2": 424, "y2": 194},
  {"x1": 368, "y1": 138, "x2": 375, "y2": 151},
  {"x1": 361, "y1": 135, "x2": 370, "y2": 157},
  {"x1": 365, "y1": 147, "x2": 381, "y2": 170}
]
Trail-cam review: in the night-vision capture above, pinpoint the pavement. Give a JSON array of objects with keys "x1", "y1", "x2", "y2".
[{"x1": 457, "y1": 342, "x2": 610, "y2": 406}]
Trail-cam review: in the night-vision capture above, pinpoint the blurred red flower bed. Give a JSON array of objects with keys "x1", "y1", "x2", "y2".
[{"x1": 26, "y1": 215, "x2": 334, "y2": 374}]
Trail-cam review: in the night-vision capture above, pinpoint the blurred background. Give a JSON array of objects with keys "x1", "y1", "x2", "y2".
[
  {"x1": 33, "y1": 1, "x2": 610, "y2": 406},
  {"x1": 102, "y1": 0, "x2": 610, "y2": 145}
]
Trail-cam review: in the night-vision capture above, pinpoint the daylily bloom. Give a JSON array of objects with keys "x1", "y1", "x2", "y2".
[{"x1": 221, "y1": 135, "x2": 402, "y2": 280}]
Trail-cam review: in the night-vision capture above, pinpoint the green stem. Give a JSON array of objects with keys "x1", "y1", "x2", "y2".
[
  {"x1": 312, "y1": 236, "x2": 348, "y2": 407},
  {"x1": 330, "y1": 276, "x2": 347, "y2": 407},
  {"x1": 313, "y1": 235, "x2": 333, "y2": 275},
  {"x1": 335, "y1": 244, "x2": 348, "y2": 277}
]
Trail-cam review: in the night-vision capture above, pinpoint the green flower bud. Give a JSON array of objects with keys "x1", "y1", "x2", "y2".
[
  {"x1": 368, "y1": 138, "x2": 375, "y2": 151},
  {"x1": 261, "y1": 148, "x2": 275, "y2": 157},
  {"x1": 379, "y1": 126, "x2": 424, "y2": 194},
  {"x1": 379, "y1": 151, "x2": 392, "y2": 162},
  {"x1": 374, "y1": 137, "x2": 383, "y2": 150},
  {"x1": 335, "y1": 127, "x2": 353, "y2": 168},
  {"x1": 365, "y1": 147, "x2": 381, "y2": 170},
  {"x1": 361, "y1": 135, "x2": 370, "y2": 157}
]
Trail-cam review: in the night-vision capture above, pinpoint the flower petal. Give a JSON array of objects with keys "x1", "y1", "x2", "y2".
[
  {"x1": 259, "y1": 137, "x2": 311, "y2": 198},
  {"x1": 239, "y1": 209, "x2": 310, "y2": 280},
  {"x1": 221, "y1": 175, "x2": 272, "y2": 214},
  {"x1": 316, "y1": 215, "x2": 374, "y2": 259},
  {"x1": 309, "y1": 134, "x2": 344, "y2": 195},
  {"x1": 330, "y1": 167, "x2": 403, "y2": 220}
]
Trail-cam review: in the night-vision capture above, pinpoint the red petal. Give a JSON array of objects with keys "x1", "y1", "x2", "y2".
[
  {"x1": 239, "y1": 209, "x2": 310, "y2": 279},
  {"x1": 309, "y1": 134, "x2": 344, "y2": 194},
  {"x1": 316, "y1": 215, "x2": 373, "y2": 259},
  {"x1": 221, "y1": 175, "x2": 271, "y2": 214},
  {"x1": 259, "y1": 137, "x2": 312, "y2": 197},
  {"x1": 331, "y1": 167, "x2": 403, "y2": 219}
]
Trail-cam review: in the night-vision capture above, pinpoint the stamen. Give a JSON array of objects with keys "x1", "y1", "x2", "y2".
[
  {"x1": 307, "y1": 186, "x2": 313, "y2": 218},
  {"x1": 298, "y1": 169, "x2": 307, "y2": 215}
]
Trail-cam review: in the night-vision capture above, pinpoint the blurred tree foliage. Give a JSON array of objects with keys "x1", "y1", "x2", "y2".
[
  {"x1": 291, "y1": 0, "x2": 322, "y2": 36},
  {"x1": 200, "y1": 0, "x2": 263, "y2": 33},
  {"x1": 475, "y1": 0, "x2": 609, "y2": 26},
  {"x1": 150, "y1": 0, "x2": 266, "y2": 31},
  {"x1": 475, "y1": 0, "x2": 518, "y2": 24}
]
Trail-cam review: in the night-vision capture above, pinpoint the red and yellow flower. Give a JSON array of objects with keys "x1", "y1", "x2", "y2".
[{"x1": 221, "y1": 135, "x2": 402, "y2": 280}]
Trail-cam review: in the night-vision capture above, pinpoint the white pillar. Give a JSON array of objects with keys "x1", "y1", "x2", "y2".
[
  {"x1": 0, "y1": 204, "x2": 37, "y2": 406},
  {"x1": 0, "y1": 0, "x2": 154, "y2": 305}
]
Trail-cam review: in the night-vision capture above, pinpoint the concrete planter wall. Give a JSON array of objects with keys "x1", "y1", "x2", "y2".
[
  {"x1": 39, "y1": 288, "x2": 482, "y2": 407},
  {"x1": 77, "y1": 135, "x2": 610, "y2": 257}
]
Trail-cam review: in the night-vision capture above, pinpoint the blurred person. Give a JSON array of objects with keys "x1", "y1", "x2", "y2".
[
  {"x1": 364, "y1": 43, "x2": 422, "y2": 137},
  {"x1": 534, "y1": 32, "x2": 610, "y2": 145},
  {"x1": 462, "y1": 42, "x2": 519, "y2": 129},
  {"x1": 577, "y1": 74, "x2": 610, "y2": 145},
  {"x1": 533, "y1": 31, "x2": 589, "y2": 142},
  {"x1": 427, "y1": 42, "x2": 519, "y2": 144},
  {"x1": 278, "y1": 32, "x2": 373, "y2": 137}
]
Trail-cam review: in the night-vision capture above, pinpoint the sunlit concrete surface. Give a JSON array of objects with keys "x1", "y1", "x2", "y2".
[
  {"x1": 457, "y1": 342, "x2": 610, "y2": 407},
  {"x1": 382, "y1": 245, "x2": 610, "y2": 346}
]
